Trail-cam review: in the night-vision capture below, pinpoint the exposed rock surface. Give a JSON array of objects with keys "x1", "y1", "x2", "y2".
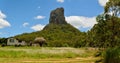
[{"x1": 49, "y1": 7, "x2": 67, "y2": 24}]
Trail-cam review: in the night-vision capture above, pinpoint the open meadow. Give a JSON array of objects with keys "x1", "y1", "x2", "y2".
[{"x1": 0, "y1": 47, "x2": 99, "y2": 63}]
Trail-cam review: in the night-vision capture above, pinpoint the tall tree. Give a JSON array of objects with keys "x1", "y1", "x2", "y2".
[
  {"x1": 88, "y1": 0, "x2": 120, "y2": 47},
  {"x1": 105, "y1": 0, "x2": 120, "y2": 47},
  {"x1": 105, "y1": 0, "x2": 120, "y2": 16}
]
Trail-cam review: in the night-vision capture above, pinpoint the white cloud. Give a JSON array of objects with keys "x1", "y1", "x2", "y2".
[
  {"x1": 98, "y1": 0, "x2": 109, "y2": 6},
  {"x1": 23, "y1": 22, "x2": 29, "y2": 27},
  {"x1": 57, "y1": 0, "x2": 64, "y2": 3},
  {"x1": 65, "y1": 16, "x2": 97, "y2": 29},
  {"x1": 34, "y1": 15, "x2": 45, "y2": 20},
  {"x1": 31, "y1": 24, "x2": 45, "y2": 31},
  {"x1": 0, "y1": 11, "x2": 6, "y2": 18},
  {"x1": 0, "y1": 11, "x2": 11, "y2": 29}
]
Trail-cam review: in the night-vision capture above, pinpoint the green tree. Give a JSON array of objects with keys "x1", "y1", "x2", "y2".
[
  {"x1": 88, "y1": 0, "x2": 120, "y2": 48},
  {"x1": 105, "y1": 0, "x2": 120, "y2": 16},
  {"x1": 104, "y1": 0, "x2": 120, "y2": 47}
]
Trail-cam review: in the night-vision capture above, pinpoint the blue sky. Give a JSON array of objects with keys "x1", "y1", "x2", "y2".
[{"x1": 0, "y1": 0, "x2": 108, "y2": 38}]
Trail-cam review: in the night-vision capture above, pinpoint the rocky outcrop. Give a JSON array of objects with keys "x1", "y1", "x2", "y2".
[
  {"x1": 49, "y1": 7, "x2": 67, "y2": 24},
  {"x1": 15, "y1": 7, "x2": 82, "y2": 47}
]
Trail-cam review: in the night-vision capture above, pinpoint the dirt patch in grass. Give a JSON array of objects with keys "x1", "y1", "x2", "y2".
[{"x1": 0, "y1": 57, "x2": 99, "y2": 63}]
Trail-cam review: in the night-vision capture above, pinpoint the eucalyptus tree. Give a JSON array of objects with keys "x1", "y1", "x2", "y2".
[
  {"x1": 105, "y1": 0, "x2": 120, "y2": 16},
  {"x1": 89, "y1": 0, "x2": 120, "y2": 47},
  {"x1": 104, "y1": 0, "x2": 120, "y2": 47}
]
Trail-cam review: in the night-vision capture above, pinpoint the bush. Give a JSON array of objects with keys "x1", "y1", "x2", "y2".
[
  {"x1": 103, "y1": 47, "x2": 120, "y2": 63},
  {"x1": 1, "y1": 43, "x2": 6, "y2": 47},
  {"x1": 94, "y1": 51, "x2": 102, "y2": 57}
]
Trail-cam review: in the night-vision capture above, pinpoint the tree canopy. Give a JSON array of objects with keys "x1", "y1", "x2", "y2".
[
  {"x1": 105, "y1": 0, "x2": 120, "y2": 16},
  {"x1": 87, "y1": 0, "x2": 120, "y2": 47}
]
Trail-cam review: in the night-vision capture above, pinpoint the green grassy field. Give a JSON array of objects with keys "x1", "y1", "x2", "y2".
[{"x1": 0, "y1": 47, "x2": 99, "y2": 63}]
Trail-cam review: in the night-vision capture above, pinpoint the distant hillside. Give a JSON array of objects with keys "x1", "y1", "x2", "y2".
[{"x1": 15, "y1": 7, "x2": 86, "y2": 47}]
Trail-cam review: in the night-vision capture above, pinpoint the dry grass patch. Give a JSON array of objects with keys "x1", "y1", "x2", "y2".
[{"x1": 0, "y1": 47, "x2": 99, "y2": 63}]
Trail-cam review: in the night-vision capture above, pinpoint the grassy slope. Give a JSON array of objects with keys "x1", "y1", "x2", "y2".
[
  {"x1": 0, "y1": 47, "x2": 99, "y2": 63},
  {"x1": 15, "y1": 24, "x2": 85, "y2": 47}
]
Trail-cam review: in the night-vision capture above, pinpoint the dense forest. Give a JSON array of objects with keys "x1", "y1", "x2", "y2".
[{"x1": 0, "y1": 0, "x2": 120, "y2": 48}]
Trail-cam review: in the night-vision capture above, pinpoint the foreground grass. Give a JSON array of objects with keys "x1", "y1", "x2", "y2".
[
  {"x1": 0, "y1": 47, "x2": 99, "y2": 63},
  {"x1": 0, "y1": 57, "x2": 99, "y2": 63}
]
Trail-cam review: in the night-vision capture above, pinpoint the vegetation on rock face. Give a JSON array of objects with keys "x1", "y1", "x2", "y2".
[
  {"x1": 15, "y1": 23, "x2": 86, "y2": 47},
  {"x1": 13, "y1": 8, "x2": 86, "y2": 47}
]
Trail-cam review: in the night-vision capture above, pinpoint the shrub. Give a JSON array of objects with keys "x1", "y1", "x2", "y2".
[
  {"x1": 103, "y1": 47, "x2": 120, "y2": 63},
  {"x1": 1, "y1": 43, "x2": 6, "y2": 47}
]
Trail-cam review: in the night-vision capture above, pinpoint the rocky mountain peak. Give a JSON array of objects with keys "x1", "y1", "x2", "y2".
[{"x1": 49, "y1": 7, "x2": 67, "y2": 24}]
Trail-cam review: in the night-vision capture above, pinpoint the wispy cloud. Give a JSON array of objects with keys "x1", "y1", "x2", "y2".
[
  {"x1": 23, "y1": 22, "x2": 29, "y2": 27},
  {"x1": 0, "y1": 32, "x2": 2, "y2": 35},
  {"x1": 38, "y1": 6, "x2": 41, "y2": 9},
  {"x1": 31, "y1": 24, "x2": 45, "y2": 31},
  {"x1": 57, "y1": 0, "x2": 64, "y2": 3},
  {"x1": 0, "y1": 11, "x2": 11, "y2": 29},
  {"x1": 0, "y1": 32, "x2": 9, "y2": 35},
  {"x1": 98, "y1": 0, "x2": 109, "y2": 6},
  {"x1": 34, "y1": 15, "x2": 45, "y2": 20},
  {"x1": 66, "y1": 16, "x2": 97, "y2": 30}
]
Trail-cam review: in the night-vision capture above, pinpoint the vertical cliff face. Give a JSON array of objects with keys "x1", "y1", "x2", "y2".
[{"x1": 49, "y1": 7, "x2": 67, "y2": 24}]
